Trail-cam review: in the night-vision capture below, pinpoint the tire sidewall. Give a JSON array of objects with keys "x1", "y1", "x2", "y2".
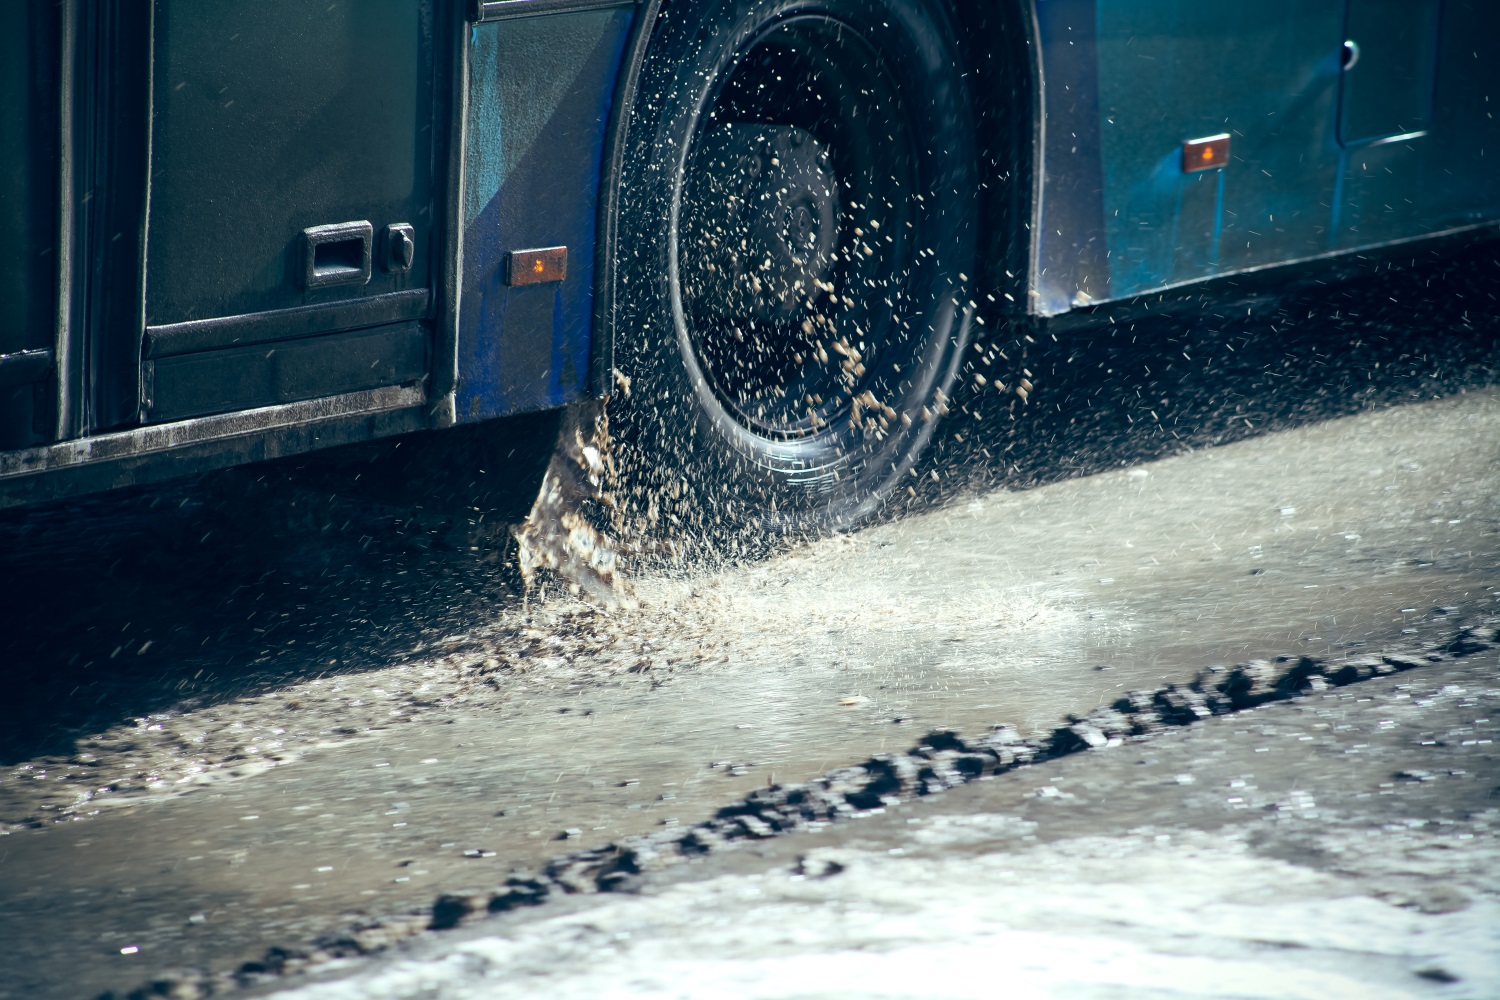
[{"x1": 616, "y1": 0, "x2": 978, "y2": 536}]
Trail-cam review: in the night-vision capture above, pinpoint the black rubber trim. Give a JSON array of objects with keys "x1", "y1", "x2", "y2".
[
  {"x1": 143, "y1": 289, "x2": 432, "y2": 359},
  {"x1": 70, "y1": 0, "x2": 152, "y2": 431}
]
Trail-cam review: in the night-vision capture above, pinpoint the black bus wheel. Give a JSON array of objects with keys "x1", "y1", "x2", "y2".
[{"x1": 611, "y1": 0, "x2": 979, "y2": 551}]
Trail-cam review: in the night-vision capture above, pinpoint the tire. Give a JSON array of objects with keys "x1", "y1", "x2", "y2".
[{"x1": 611, "y1": 0, "x2": 979, "y2": 550}]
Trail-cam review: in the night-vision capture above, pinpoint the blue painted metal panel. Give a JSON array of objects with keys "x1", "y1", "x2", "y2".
[
  {"x1": 456, "y1": 7, "x2": 633, "y2": 423},
  {"x1": 1032, "y1": 0, "x2": 1500, "y2": 316}
]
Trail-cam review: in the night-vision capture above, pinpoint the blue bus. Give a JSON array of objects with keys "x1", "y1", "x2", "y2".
[{"x1": 1, "y1": 0, "x2": 1494, "y2": 531}]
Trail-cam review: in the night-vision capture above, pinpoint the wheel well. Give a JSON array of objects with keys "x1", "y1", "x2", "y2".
[
  {"x1": 950, "y1": 0, "x2": 1039, "y2": 316},
  {"x1": 591, "y1": 0, "x2": 666, "y2": 397}
]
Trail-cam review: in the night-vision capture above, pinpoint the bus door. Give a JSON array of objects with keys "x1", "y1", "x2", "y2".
[
  {"x1": 1338, "y1": 0, "x2": 1441, "y2": 146},
  {"x1": 0, "y1": 6, "x2": 61, "y2": 451},
  {"x1": 140, "y1": 0, "x2": 443, "y2": 425}
]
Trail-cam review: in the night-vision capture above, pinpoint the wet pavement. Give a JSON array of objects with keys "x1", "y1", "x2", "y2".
[
  {"x1": 268, "y1": 647, "x2": 1500, "y2": 1000},
  {"x1": 1, "y1": 385, "x2": 1495, "y2": 999},
  {"x1": 0, "y1": 252, "x2": 1497, "y2": 998}
]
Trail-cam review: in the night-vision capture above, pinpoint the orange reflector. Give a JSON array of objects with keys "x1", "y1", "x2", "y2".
[
  {"x1": 1182, "y1": 134, "x2": 1230, "y2": 173},
  {"x1": 506, "y1": 246, "x2": 568, "y2": 286}
]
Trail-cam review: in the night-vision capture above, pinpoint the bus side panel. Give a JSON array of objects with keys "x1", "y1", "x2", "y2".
[
  {"x1": 1032, "y1": 0, "x2": 1500, "y2": 315},
  {"x1": 1094, "y1": 0, "x2": 1344, "y2": 284},
  {"x1": 1424, "y1": 0, "x2": 1500, "y2": 224},
  {"x1": 1030, "y1": 0, "x2": 1110, "y2": 315},
  {"x1": 147, "y1": 2, "x2": 436, "y2": 324},
  {"x1": 455, "y1": 8, "x2": 634, "y2": 425},
  {"x1": 1034, "y1": 0, "x2": 1344, "y2": 313}
]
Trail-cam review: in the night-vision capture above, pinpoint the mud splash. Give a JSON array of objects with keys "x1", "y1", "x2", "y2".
[{"x1": 512, "y1": 401, "x2": 631, "y2": 605}]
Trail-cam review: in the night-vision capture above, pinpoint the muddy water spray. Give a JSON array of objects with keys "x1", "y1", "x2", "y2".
[{"x1": 513, "y1": 401, "x2": 630, "y2": 604}]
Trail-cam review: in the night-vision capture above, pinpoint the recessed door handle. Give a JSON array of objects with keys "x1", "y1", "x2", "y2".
[{"x1": 303, "y1": 221, "x2": 373, "y2": 290}]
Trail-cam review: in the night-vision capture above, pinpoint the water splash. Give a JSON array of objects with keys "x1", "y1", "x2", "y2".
[{"x1": 513, "y1": 401, "x2": 631, "y2": 605}]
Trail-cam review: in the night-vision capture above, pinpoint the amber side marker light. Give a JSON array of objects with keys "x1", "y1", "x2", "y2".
[
  {"x1": 1182, "y1": 134, "x2": 1230, "y2": 173},
  {"x1": 506, "y1": 246, "x2": 568, "y2": 286}
]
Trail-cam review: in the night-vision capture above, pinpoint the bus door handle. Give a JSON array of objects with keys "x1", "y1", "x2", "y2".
[{"x1": 302, "y1": 221, "x2": 373, "y2": 289}]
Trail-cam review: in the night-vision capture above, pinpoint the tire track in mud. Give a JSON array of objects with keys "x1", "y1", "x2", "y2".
[{"x1": 102, "y1": 618, "x2": 1497, "y2": 1000}]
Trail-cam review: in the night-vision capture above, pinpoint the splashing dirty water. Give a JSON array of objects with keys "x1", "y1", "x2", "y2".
[
  {"x1": 513, "y1": 401, "x2": 631, "y2": 606},
  {"x1": 510, "y1": 389, "x2": 1067, "y2": 675}
]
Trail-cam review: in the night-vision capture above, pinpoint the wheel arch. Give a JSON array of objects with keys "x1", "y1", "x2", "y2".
[
  {"x1": 590, "y1": 0, "x2": 666, "y2": 399},
  {"x1": 948, "y1": 0, "x2": 1040, "y2": 320}
]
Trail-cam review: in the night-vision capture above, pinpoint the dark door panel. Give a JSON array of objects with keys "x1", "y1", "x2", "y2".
[
  {"x1": 1339, "y1": 0, "x2": 1441, "y2": 146},
  {"x1": 0, "y1": 4, "x2": 61, "y2": 448},
  {"x1": 145, "y1": 0, "x2": 438, "y2": 326}
]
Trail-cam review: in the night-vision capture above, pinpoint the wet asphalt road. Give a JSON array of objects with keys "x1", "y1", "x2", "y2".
[
  {"x1": 0, "y1": 250, "x2": 1497, "y2": 999},
  {"x1": 268, "y1": 647, "x2": 1500, "y2": 1000}
]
